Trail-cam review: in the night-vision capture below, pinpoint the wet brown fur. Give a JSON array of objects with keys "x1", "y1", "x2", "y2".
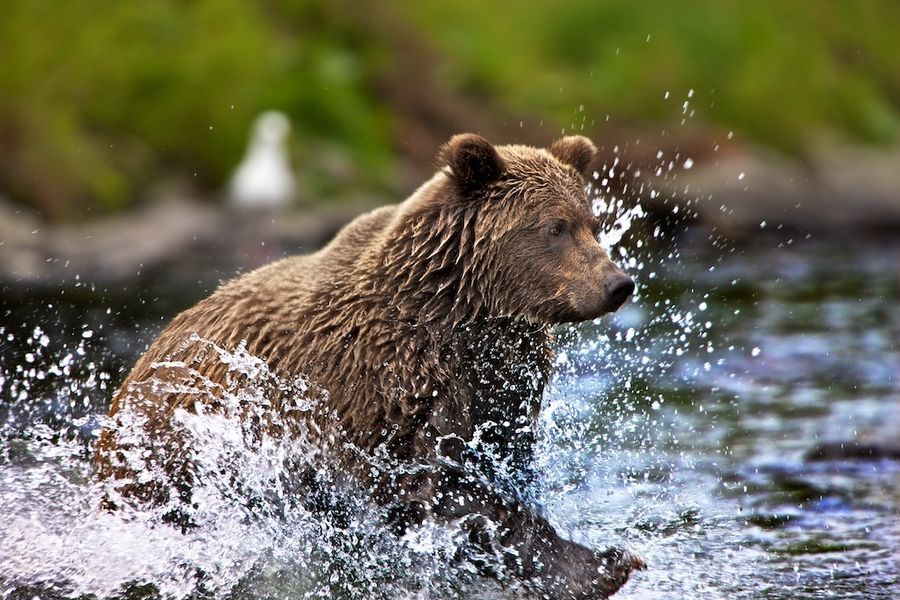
[{"x1": 95, "y1": 134, "x2": 643, "y2": 598}]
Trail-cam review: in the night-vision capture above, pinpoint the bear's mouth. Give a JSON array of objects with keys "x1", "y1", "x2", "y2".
[
  {"x1": 552, "y1": 293, "x2": 631, "y2": 323},
  {"x1": 602, "y1": 292, "x2": 631, "y2": 314},
  {"x1": 551, "y1": 304, "x2": 607, "y2": 324}
]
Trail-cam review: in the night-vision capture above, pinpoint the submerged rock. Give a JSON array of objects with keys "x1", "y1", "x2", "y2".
[{"x1": 805, "y1": 440, "x2": 900, "y2": 462}]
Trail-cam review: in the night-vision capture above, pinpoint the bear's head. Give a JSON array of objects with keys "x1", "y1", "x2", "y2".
[{"x1": 439, "y1": 133, "x2": 634, "y2": 324}]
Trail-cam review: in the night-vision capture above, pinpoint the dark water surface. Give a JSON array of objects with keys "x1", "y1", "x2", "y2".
[{"x1": 1, "y1": 231, "x2": 898, "y2": 598}]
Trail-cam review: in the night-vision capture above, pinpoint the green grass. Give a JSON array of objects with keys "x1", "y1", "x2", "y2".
[{"x1": 1, "y1": 0, "x2": 898, "y2": 219}]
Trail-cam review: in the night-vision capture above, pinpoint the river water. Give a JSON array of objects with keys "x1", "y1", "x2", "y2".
[{"x1": 1, "y1": 223, "x2": 898, "y2": 599}]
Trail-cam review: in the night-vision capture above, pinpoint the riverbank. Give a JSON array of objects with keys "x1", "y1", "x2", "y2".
[
  {"x1": 652, "y1": 143, "x2": 900, "y2": 235},
  {"x1": 0, "y1": 196, "x2": 382, "y2": 288},
  {"x1": 2, "y1": 142, "x2": 898, "y2": 288}
]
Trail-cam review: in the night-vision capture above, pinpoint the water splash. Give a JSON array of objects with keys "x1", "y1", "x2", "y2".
[
  {"x1": 2, "y1": 120, "x2": 898, "y2": 597},
  {"x1": 1, "y1": 331, "x2": 512, "y2": 599},
  {"x1": 0, "y1": 156, "x2": 757, "y2": 599}
]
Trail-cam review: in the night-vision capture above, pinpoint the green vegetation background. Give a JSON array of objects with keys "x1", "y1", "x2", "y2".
[{"x1": 2, "y1": 0, "x2": 898, "y2": 220}]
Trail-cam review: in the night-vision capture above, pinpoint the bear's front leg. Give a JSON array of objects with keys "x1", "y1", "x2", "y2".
[
  {"x1": 393, "y1": 446, "x2": 644, "y2": 599},
  {"x1": 476, "y1": 503, "x2": 646, "y2": 599}
]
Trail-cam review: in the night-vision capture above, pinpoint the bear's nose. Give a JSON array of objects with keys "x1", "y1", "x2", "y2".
[{"x1": 605, "y1": 274, "x2": 635, "y2": 309}]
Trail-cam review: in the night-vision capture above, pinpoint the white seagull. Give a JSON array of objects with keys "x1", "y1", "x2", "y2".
[{"x1": 228, "y1": 111, "x2": 297, "y2": 210}]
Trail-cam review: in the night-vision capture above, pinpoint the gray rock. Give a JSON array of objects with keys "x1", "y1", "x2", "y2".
[
  {"x1": 652, "y1": 144, "x2": 900, "y2": 235},
  {"x1": 0, "y1": 196, "x2": 382, "y2": 288}
]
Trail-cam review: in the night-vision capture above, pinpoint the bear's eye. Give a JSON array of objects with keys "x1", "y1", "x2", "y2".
[{"x1": 547, "y1": 222, "x2": 566, "y2": 236}]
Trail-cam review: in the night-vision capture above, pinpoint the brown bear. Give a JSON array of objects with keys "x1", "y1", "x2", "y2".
[{"x1": 94, "y1": 134, "x2": 644, "y2": 598}]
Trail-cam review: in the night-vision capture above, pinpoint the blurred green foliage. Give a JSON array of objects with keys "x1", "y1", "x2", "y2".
[
  {"x1": 411, "y1": 1, "x2": 900, "y2": 145},
  {"x1": 1, "y1": 0, "x2": 898, "y2": 220}
]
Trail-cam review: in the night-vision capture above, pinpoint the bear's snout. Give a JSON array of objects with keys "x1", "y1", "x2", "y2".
[{"x1": 604, "y1": 273, "x2": 635, "y2": 312}]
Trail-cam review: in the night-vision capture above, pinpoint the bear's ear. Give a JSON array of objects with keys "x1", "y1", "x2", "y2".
[
  {"x1": 549, "y1": 135, "x2": 598, "y2": 179},
  {"x1": 440, "y1": 133, "x2": 504, "y2": 193}
]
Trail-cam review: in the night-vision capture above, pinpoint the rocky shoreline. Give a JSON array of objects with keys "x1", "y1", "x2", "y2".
[
  {"x1": 2, "y1": 144, "x2": 898, "y2": 289},
  {"x1": 654, "y1": 143, "x2": 900, "y2": 235},
  {"x1": 0, "y1": 196, "x2": 382, "y2": 289}
]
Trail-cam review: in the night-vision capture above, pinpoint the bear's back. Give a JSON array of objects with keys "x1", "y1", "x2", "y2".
[
  {"x1": 105, "y1": 205, "x2": 398, "y2": 417},
  {"x1": 225, "y1": 203, "x2": 398, "y2": 307}
]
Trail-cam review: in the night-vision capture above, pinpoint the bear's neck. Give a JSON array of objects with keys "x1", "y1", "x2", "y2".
[{"x1": 375, "y1": 197, "x2": 492, "y2": 328}]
